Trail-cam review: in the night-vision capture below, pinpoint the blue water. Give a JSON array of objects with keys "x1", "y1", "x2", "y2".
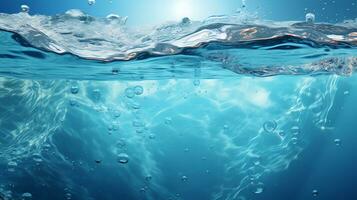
[{"x1": 0, "y1": 1, "x2": 357, "y2": 200}]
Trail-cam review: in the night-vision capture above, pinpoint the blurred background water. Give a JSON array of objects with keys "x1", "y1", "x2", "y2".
[{"x1": 0, "y1": 1, "x2": 356, "y2": 200}]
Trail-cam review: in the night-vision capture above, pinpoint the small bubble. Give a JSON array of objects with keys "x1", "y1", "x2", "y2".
[
  {"x1": 305, "y1": 13, "x2": 315, "y2": 23},
  {"x1": 278, "y1": 131, "x2": 285, "y2": 137},
  {"x1": 134, "y1": 86, "x2": 144, "y2": 95},
  {"x1": 181, "y1": 175, "x2": 188, "y2": 182},
  {"x1": 263, "y1": 120, "x2": 277, "y2": 133},
  {"x1": 334, "y1": 139, "x2": 341, "y2": 146},
  {"x1": 184, "y1": 148, "x2": 189, "y2": 152},
  {"x1": 223, "y1": 124, "x2": 229, "y2": 130},
  {"x1": 140, "y1": 187, "x2": 146, "y2": 193},
  {"x1": 132, "y1": 120, "x2": 144, "y2": 127},
  {"x1": 291, "y1": 137, "x2": 298, "y2": 145},
  {"x1": 32, "y1": 153, "x2": 43, "y2": 162},
  {"x1": 88, "y1": 0, "x2": 96, "y2": 5},
  {"x1": 7, "y1": 161, "x2": 17, "y2": 167},
  {"x1": 193, "y1": 79, "x2": 200, "y2": 86},
  {"x1": 149, "y1": 134, "x2": 156, "y2": 139},
  {"x1": 112, "y1": 68, "x2": 119, "y2": 75},
  {"x1": 312, "y1": 189, "x2": 319, "y2": 197},
  {"x1": 22, "y1": 192, "x2": 32, "y2": 199},
  {"x1": 21, "y1": 5, "x2": 30, "y2": 13},
  {"x1": 125, "y1": 87, "x2": 135, "y2": 98},
  {"x1": 145, "y1": 175, "x2": 152, "y2": 181},
  {"x1": 131, "y1": 102, "x2": 141, "y2": 109},
  {"x1": 181, "y1": 17, "x2": 191, "y2": 24},
  {"x1": 252, "y1": 182, "x2": 264, "y2": 194},
  {"x1": 291, "y1": 126, "x2": 300, "y2": 135},
  {"x1": 95, "y1": 160, "x2": 101, "y2": 164},
  {"x1": 165, "y1": 117, "x2": 172, "y2": 125},
  {"x1": 344, "y1": 91, "x2": 350, "y2": 95},
  {"x1": 70, "y1": 85, "x2": 79, "y2": 94},
  {"x1": 116, "y1": 139, "x2": 126, "y2": 148},
  {"x1": 117, "y1": 153, "x2": 129, "y2": 164}
]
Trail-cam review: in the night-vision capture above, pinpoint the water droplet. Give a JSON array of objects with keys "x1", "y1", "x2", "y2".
[
  {"x1": 181, "y1": 175, "x2": 188, "y2": 182},
  {"x1": 305, "y1": 13, "x2": 315, "y2": 23},
  {"x1": 22, "y1": 192, "x2": 32, "y2": 199},
  {"x1": 70, "y1": 85, "x2": 79, "y2": 94},
  {"x1": 334, "y1": 139, "x2": 341, "y2": 146},
  {"x1": 21, "y1": 5, "x2": 30, "y2": 13},
  {"x1": 134, "y1": 86, "x2": 144, "y2": 95},
  {"x1": 312, "y1": 189, "x2": 319, "y2": 197},
  {"x1": 117, "y1": 153, "x2": 129, "y2": 164},
  {"x1": 125, "y1": 87, "x2": 135, "y2": 98},
  {"x1": 263, "y1": 120, "x2": 277, "y2": 133},
  {"x1": 88, "y1": 0, "x2": 96, "y2": 5}
]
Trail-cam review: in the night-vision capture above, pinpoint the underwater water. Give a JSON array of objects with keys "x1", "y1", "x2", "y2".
[{"x1": 0, "y1": 1, "x2": 357, "y2": 200}]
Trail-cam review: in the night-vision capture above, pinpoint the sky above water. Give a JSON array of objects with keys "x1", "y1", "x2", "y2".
[{"x1": 0, "y1": 0, "x2": 356, "y2": 25}]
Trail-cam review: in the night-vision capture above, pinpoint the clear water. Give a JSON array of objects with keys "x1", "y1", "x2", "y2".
[{"x1": 0, "y1": 2, "x2": 357, "y2": 200}]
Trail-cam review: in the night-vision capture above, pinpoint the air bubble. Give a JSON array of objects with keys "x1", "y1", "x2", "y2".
[
  {"x1": 263, "y1": 120, "x2": 277, "y2": 133},
  {"x1": 22, "y1": 192, "x2": 32, "y2": 199},
  {"x1": 117, "y1": 153, "x2": 129, "y2": 164},
  {"x1": 252, "y1": 182, "x2": 264, "y2": 194},
  {"x1": 134, "y1": 86, "x2": 144, "y2": 95},
  {"x1": 125, "y1": 87, "x2": 135, "y2": 98},
  {"x1": 291, "y1": 126, "x2": 300, "y2": 135},
  {"x1": 334, "y1": 139, "x2": 341, "y2": 146},
  {"x1": 88, "y1": 0, "x2": 96, "y2": 5},
  {"x1": 181, "y1": 175, "x2": 188, "y2": 182},
  {"x1": 32, "y1": 153, "x2": 43, "y2": 162},
  {"x1": 21, "y1": 5, "x2": 30, "y2": 13},
  {"x1": 145, "y1": 175, "x2": 152, "y2": 181},
  {"x1": 305, "y1": 13, "x2": 315, "y2": 23},
  {"x1": 70, "y1": 85, "x2": 79, "y2": 94},
  {"x1": 291, "y1": 137, "x2": 298, "y2": 145},
  {"x1": 165, "y1": 117, "x2": 172, "y2": 125},
  {"x1": 312, "y1": 189, "x2": 319, "y2": 197},
  {"x1": 181, "y1": 17, "x2": 191, "y2": 24},
  {"x1": 193, "y1": 79, "x2": 200, "y2": 86}
]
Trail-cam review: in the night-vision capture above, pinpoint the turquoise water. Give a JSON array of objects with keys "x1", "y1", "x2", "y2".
[{"x1": 0, "y1": 2, "x2": 357, "y2": 200}]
